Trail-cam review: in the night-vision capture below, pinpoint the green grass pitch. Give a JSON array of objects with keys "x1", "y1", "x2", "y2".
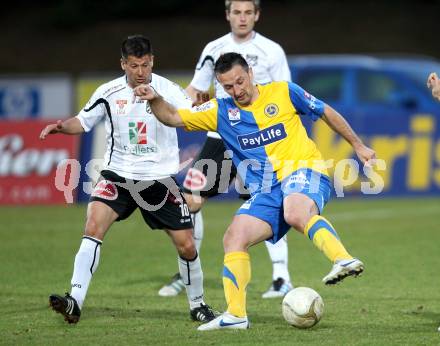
[{"x1": 1, "y1": 197, "x2": 439, "y2": 345}]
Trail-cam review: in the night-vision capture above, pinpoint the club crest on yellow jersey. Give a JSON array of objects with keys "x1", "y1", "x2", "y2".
[{"x1": 264, "y1": 103, "x2": 279, "y2": 117}]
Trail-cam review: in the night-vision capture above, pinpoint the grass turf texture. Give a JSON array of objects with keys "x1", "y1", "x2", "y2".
[{"x1": 1, "y1": 197, "x2": 439, "y2": 345}]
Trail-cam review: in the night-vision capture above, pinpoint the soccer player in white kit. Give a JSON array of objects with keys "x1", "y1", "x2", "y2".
[
  {"x1": 158, "y1": 0, "x2": 294, "y2": 299},
  {"x1": 39, "y1": 35, "x2": 216, "y2": 324}
]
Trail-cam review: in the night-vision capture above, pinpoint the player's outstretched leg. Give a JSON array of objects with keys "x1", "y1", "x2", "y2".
[
  {"x1": 262, "y1": 237, "x2": 293, "y2": 298},
  {"x1": 49, "y1": 293, "x2": 81, "y2": 324},
  {"x1": 322, "y1": 258, "x2": 364, "y2": 285},
  {"x1": 49, "y1": 236, "x2": 102, "y2": 323},
  {"x1": 304, "y1": 215, "x2": 364, "y2": 285},
  {"x1": 158, "y1": 211, "x2": 203, "y2": 297},
  {"x1": 70, "y1": 237, "x2": 102, "y2": 307}
]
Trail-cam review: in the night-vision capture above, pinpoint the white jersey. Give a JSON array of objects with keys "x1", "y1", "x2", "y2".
[
  {"x1": 76, "y1": 74, "x2": 192, "y2": 180},
  {"x1": 190, "y1": 31, "x2": 291, "y2": 138}
]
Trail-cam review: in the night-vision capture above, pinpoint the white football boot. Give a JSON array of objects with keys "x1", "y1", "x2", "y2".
[
  {"x1": 158, "y1": 273, "x2": 185, "y2": 297},
  {"x1": 197, "y1": 311, "x2": 250, "y2": 331},
  {"x1": 322, "y1": 258, "x2": 364, "y2": 285},
  {"x1": 262, "y1": 277, "x2": 293, "y2": 298}
]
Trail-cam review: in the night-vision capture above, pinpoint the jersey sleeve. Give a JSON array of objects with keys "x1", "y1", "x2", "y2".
[
  {"x1": 178, "y1": 99, "x2": 218, "y2": 132},
  {"x1": 269, "y1": 44, "x2": 292, "y2": 82},
  {"x1": 287, "y1": 82, "x2": 325, "y2": 121},
  {"x1": 76, "y1": 88, "x2": 106, "y2": 132},
  {"x1": 189, "y1": 44, "x2": 215, "y2": 92},
  {"x1": 164, "y1": 81, "x2": 193, "y2": 109}
]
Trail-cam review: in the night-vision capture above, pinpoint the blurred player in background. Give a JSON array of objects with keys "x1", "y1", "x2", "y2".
[
  {"x1": 427, "y1": 72, "x2": 440, "y2": 101},
  {"x1": 158, "y1": 0, "x2": 294, "y2": 300},
  {"x1": 133, "y1": 52, "x2": 374, "y2": 331},
  {"x1": 39, "y1": 35, "x2": 216, "y2": 324}
]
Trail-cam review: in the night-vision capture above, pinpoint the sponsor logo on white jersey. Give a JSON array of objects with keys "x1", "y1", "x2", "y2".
[
  {"x1": 129, "y1": 121, "x2": 147, "y2": 144},
  {"x1": 123, "y1": 145, "x2": 158, "y2": 155},
  {"x1": 124, "y1": 121, "x2": 158, "y2": 155},
  {"x1": 116, "y1": 99, "x2": 127, "y2": 115}
]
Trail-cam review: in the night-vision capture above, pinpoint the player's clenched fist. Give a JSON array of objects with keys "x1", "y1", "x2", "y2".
[
  {"x1": 354, "y1": 143, "x2": 377, "y2": 168},
  {"x1": 133, "y1": 84, "x2": 159, "y2": 102},
  {"x1": 192, "y1": 92, "x2": 210, "y2": 107}
]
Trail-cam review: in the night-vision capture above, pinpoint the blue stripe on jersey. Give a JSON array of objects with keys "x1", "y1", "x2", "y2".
[
  {"x1": 287, "y1": 82, "x2": 325, "y2": 121},
  {"x1": 216, "y1": 98, "x2": 278, "y2": 194}
]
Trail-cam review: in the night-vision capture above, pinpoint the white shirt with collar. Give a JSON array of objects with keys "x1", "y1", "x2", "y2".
[
  {"x1": 190, "y1": 31, "x2": 291, "y2": 138},
  {"x1": 76, "y1": 73, "x2": 192, "y2": 180}
]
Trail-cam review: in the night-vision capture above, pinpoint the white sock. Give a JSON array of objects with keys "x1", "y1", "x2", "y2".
[
  {"x1": 178, "y1": 253, "x2": 204, "y2": 309},
  {"x1": 191, "y1": 211, "x2": 204, "y2": 253},
  {"x1": 265, "y1": 235, "x2": 291, "y2": 283},
  {"x1": 70, "y1": 236, "x2": 102, "y2": 309}
]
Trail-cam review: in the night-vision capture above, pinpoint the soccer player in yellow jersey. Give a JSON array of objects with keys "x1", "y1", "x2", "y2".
[
  {"x1": 159, "y1": 0, "x2": 294, "y2": 300},
  {"x1": 133, "y1": 52, "x2": 376, "y2": 331}
]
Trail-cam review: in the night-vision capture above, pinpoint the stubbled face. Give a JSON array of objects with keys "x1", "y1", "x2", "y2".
[
  {"x1": 226, "y1": 1, "x2": 259, "y2": 40},
  {"x1": 216, "y1": 64, "x2": 255, "y2": 106},
  {"x1": 121, "y1": 54, "x2": 154, "y2": 88}
]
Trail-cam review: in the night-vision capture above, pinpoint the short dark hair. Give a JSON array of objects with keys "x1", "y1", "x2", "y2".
[
  {"x1": 225, "y1": 0, "x2": 260, "y2": 12},
  {"x1": 121, "y1": 35, "x2": 153, "y2": 59},
  {"x1": 214, "y1": 53, "x2": 249, "y2": 75}
]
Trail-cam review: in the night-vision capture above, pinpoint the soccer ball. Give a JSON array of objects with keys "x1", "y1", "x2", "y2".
[{"x1": 282, "y1": 287, "x2": 324, "y2": 328}]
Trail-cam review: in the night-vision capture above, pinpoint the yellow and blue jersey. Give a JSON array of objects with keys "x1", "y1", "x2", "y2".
[{"x1": 178, "y1": 81, "x2": 329, "y2": 194}]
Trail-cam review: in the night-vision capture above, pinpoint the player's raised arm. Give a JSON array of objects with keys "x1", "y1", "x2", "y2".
[
  {"x1": 134, "y1": 84, "x2": 184, "y2": 127},
  {"x1": 321, "y1": 104, "x2": 376, "y2": 166},
  {"x1": 39, "y1": 117, "x2": 85, "y2": 140}
]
